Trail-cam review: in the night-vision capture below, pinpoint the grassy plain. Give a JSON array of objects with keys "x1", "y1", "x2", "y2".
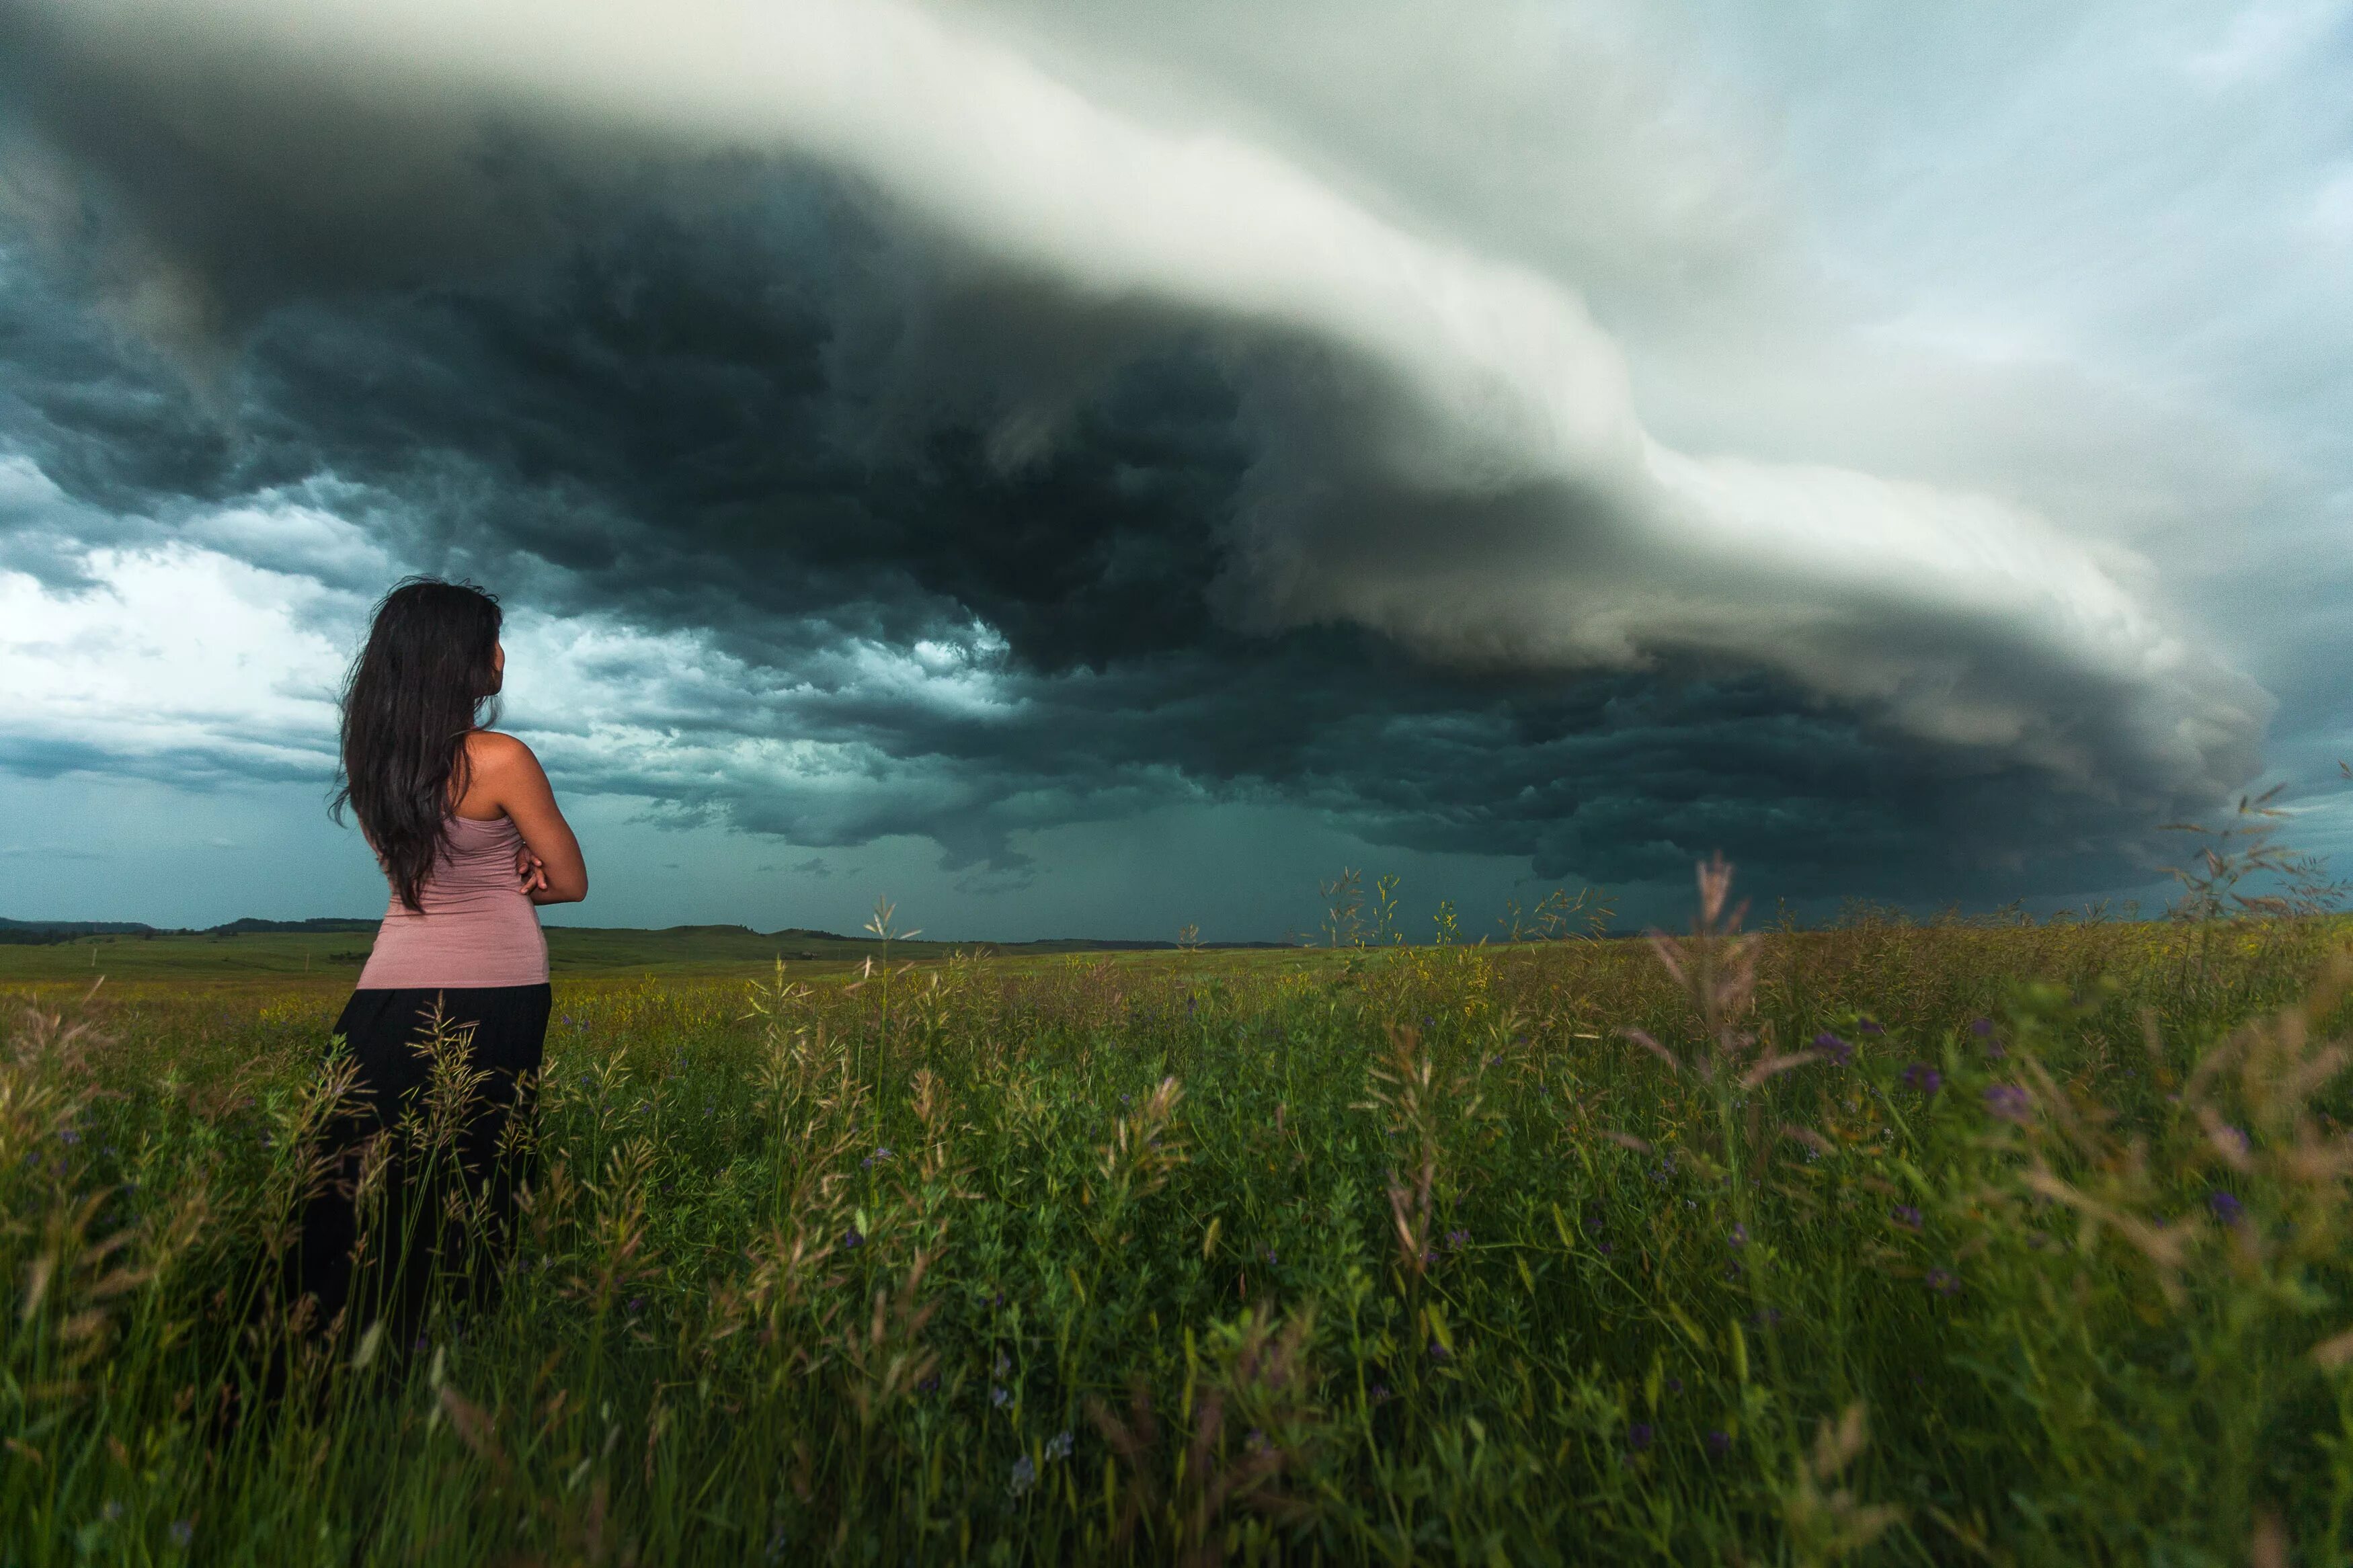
[
  {"x1": 5, "y1": 896, "x2": 2352, "y2": 1564},
  {"x1": 0, "y1": 925, "x2": 1226, "y2": 988}
]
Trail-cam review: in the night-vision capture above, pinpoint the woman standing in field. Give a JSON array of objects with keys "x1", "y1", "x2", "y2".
[{"x1": 296, "y1": 577, "x2": 586, "y2": 1347}]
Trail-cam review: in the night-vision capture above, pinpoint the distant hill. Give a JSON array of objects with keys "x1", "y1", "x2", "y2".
[
  {"x1": 1, "y1": 915, "x2": 374, "y2": 944},
  {"x1": 0, "y1": 917, "x2": 161, "y2": 936}
]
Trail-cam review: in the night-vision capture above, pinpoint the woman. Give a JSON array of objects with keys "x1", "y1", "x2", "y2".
[{"x1": 296, "y1": 577, "x2": 586, "y2": 1348}]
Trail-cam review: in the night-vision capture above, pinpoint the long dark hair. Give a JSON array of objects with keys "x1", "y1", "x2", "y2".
[{"x1": 331, "y1": 577, "x2": 504, "y2": 912}]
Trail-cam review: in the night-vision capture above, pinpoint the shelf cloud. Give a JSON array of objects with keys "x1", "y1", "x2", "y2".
[{"x1": 2, "y1": 0, "x2": 2324, "y2": 911}]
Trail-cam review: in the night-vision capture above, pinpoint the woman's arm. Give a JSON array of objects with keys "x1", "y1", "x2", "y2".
[{"x1": 467, "y1": 733, "x2": 588, "y2": 904}]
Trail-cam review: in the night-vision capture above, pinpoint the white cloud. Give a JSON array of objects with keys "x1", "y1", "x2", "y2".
[
  {"x1": 2312, "y1": 165, "x2": 2353, "y2": 243},
  {"x1": 0, "y1": 540, "x2": 354, "y2": 779},
  {"x1": 0, "y1": 474, "x2": 1044, "y2": 849},
  {"x1": 183, "y1": 493, "x2": 397, "y2": 591},
  {"x1": 2185, "y1": 0, "x2": 2349, "y2": 86}
]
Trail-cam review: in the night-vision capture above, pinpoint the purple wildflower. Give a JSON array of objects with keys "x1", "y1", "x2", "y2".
[
  {"x1": 1704, "y1": 1430, "x2": 1732, "y2": 1458},
  {"x1": 842, "y1": 1228, "x2": 865, "y2": 1251},
  {"x1": 1729, "y1": 1223, "x2": 1749, "y2": 1249},
  {"x1": 1008, "y1": 1455, "x2": 1037, "y2": 1497},
  {"x1": 1045, "y1": 1430, "x2": 1074, "y2": 1462},
  {"x1": 2209, "y1": 1190, "x2": 2245, "y2": 1227},
  {"x1": 1858, "y1": 1018, "x2": 1884, "y2": 1036},
  {"x1": 1369, "y1": 1383, "x2": 1393, "y2": 1404},
  {"x1": 1445, "y1": 1229, "x2": 1470, "y2": 1252},
  {"x1": 1665, "y1": 1376, "x2": 1685, "y2": 1395},
  {"x1": 1926, "y1": 1268, "x2": 1960, "y2": 1297},
  {"x1": 1628, "y1": 1421, "x2": 1655, "y2": 1452},
  {"x1": 1900, "y1": 1063, "x2": 1944, "y2": 1096},
  {"x1": 58, "y1": 1128, "x2": 79, "y2": 1145},
  {"x1": 627, "y1": 1295, "x2": 645, "y2": 1313},
  {"x1": 1983, "y1": 1085, "x2": 2031, "y2": 1123},
  {"x1": 991, "y1": 1385, "x2": 1011, "y2": 1409},
  {"x1": 1813, "y1": 1031, "x2": 1854, "y2": 1066},
  {"x1": 1890, "y1": 1204, "x2": 1923, "y2": 1231},
  {"x1": 1969, "y1": 1017, "x2": 1993, "y2": 1037},
  {"x1": 1427, "y1": 1342, "x2": 1452, "y2": 1364}
]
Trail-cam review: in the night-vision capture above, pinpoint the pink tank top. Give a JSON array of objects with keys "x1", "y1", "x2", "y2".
[{"x1": 358, "y1": 815, "x2": 550, "y2": 989}]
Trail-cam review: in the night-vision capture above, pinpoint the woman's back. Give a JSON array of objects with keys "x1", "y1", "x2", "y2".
[{"x1": 358, "y1": 812, "x2": 549, "y2": 988}]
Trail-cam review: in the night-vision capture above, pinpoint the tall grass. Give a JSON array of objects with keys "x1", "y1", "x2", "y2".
[{"x1": 4, "y1": 884, "x2": 2351, "y2": 1563}]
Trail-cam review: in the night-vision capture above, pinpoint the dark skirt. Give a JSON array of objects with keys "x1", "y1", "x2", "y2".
[{"x1": 290, "y1": 984, "x2": 551, "y2": 1348}]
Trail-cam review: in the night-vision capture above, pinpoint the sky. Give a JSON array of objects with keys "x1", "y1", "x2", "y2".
[{"x1": 0, "y1": 0, "x2": 2348, "y2": 940}]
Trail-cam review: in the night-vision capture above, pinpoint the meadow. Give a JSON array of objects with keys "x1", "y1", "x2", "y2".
[{"x1": 5, "y1": 876, "x2": 2353, "y2": 1565}]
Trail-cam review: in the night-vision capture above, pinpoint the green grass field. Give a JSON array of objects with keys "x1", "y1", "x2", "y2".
[
  {"x1": 5, "y1": 897, "x2": 2353, "y2": 1563},
  {"x1": 0, "y1": 925, "x2": 1298, "y2": 990}
]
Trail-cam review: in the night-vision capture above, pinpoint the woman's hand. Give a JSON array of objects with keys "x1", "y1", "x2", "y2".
[{"x1": 516, "y1": 845, "x2": 550, "y2": 895}]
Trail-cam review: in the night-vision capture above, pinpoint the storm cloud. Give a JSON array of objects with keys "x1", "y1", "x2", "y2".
[{"x1": 3, "y1": 0, "x2": 2338, "y2": 921}]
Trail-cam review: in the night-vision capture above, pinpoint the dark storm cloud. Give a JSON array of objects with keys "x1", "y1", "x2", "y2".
[
  {"x1": 0, "y1": 192, "x2": 2199, "y2": 899},
  {"x1": 0, "y1": 0, "x2": 2281, "y2": 902}
]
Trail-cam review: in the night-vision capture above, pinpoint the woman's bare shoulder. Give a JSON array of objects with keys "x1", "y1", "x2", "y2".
[
  {"x1": 463, "y1": 730, "x2": 546, "y2": 788},
  {"x1": 465, "y1": 729, "x2": 539, "y2": 764}
]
